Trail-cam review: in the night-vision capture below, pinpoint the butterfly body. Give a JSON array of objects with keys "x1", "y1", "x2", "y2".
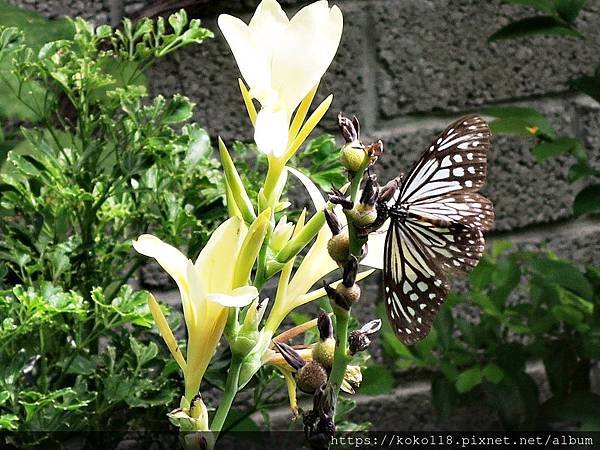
[{"x1": 376, "y1": 115, "x2": 494, "y2": 345}]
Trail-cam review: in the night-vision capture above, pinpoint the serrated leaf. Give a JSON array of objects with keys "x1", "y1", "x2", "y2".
[
  {"x1": 162, "y1": 95, "x2": 194, "y2": 124},
  {"x1": 489, "y1": 16, "x2": 583, "y2": 41},
  {"x1": 129, "y1": 337, "x2": 158, "y2": 367},
  {"x1": 574, "y1": 184, "x2": 600, "y2": 216}
]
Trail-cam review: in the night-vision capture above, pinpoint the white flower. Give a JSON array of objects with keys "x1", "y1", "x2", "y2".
[
  {"x1": 218, "y1": 0, "x2": 343, "y2": 157},
  {"x1": 133, "y1": 217, "x2": 258, "y2": 400}
]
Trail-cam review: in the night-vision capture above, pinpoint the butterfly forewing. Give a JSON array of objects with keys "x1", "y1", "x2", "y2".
[
  {"x1": 383, "y1": 115, "x2": 493, "y2": 344},
  {"x1": 400, "y1": 115, "x2": 491, "y2": 204}
]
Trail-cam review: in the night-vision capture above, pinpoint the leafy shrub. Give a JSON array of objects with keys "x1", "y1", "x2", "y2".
[{"x1": 381, "y1": 241, "x2": 600, "y2": 430}]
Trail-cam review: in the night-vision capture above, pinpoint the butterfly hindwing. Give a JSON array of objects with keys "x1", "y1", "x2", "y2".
[
  {"x1": 408, "y1": 193, "x2": 495, "y2": 232},
  {"x1": 383, "y1": 219, "x2": 449, "y2": 345}
]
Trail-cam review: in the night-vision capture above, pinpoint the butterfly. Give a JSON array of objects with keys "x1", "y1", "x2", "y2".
[{"x1": 374, "y1": 115, "x2": 494, "y2": 345}]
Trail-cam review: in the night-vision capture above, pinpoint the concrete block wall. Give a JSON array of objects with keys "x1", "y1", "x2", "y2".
[{"x1": 9, "y1": 0, "x2": 600, "y2": 431}]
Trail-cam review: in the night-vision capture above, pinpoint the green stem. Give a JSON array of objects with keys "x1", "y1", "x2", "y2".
[
  {"x1": 349, "y1": 154, "x2": 371, "y2": 203},
  {"x1": 209, "y1": 356, "x2": 243, "y2": 436},
  {"x1": 328, "y1": 306, "x2": 351, "y2": 396}
]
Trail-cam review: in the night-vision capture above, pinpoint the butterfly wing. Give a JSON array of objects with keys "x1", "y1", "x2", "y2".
[
  {"x1": 399, "y1": 115, "x2": 491, "y2": 204},
  {"x1": 383, "y1": 219, "x2": 448, "y2": 345},
  {"x1": 383, "y1": 115, "x2": 493, "y2": 344}
]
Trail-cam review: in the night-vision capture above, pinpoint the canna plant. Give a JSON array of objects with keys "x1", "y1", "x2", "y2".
[{"x1": 132, "y1": 0, "x2": 390, "y2": 447}]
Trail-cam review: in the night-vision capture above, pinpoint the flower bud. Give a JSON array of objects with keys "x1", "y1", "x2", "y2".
[
  {"x1": 335, "y1": 283, "x2": 361, "y2": 308},
  {"x1": 271, "y1": 216, "x2": 294, "y2": 252},
  {"x1": 304, "y1": 383, "x2": 336, "y2": 445},
  {"x1": 312, "y1": 313, "x2": 335, "y2": 369},
  {"x1": 348, "y1": 174, "x2": 380, "y2": 226},
  {"x1": 327, "y1": 231, "x2": 349, "y2": 265}
]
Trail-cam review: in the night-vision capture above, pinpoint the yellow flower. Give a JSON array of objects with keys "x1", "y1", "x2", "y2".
[
  {"x1": 132, "y1": 217, "x2": 258, "y2": 402},
  {"x1": 218, "y1": 0, "x2": 343, "y2": 158}
]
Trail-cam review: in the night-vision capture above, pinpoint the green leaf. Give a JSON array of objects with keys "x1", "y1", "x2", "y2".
[
  {"x1": 470, "y1": 257, "x2": 495, "y2": 290},
  {"x1": 483, "y1": 372, "x2": 539, "y2": 429},
  {"x1": 543, "y1": 341, "x2": 578, "y2": 397},
  {"x1": 531, "y1": 257, "x2": 593, "y2": 299},
  {"x1": 431, "y1": 375, "x2": 458, "y2": 419},
  {"x1": 433, "y1": 305, "x2": 454, "y2": 349},
  {"x1": 0, "y1": 390, "x2": 9, "y2": 405},
  {"x1": 502, "y1": 0, "x2": 556, "y2": 13},
  {"x1": 64, "y1": 354, "x2": 96, "y2": 375},
  {"x1": 359, "y1": 366, "x2": 394, "y2": 395},
  {"x1": 482, "y1": 106, "x2": 557, "y2": 139},
  {"x1": 482, "y1": 363, "x2": 505, "y2": 384},
  {"x1": 0, "y1": 413, "x2": 18, "y2": 430},
  {"x1": 489, "y1": 16, "x2": 583, "y2": 41},
  {"x1": 554, "y1": 0, "x2": 588, "y2": 23},
  {"x1": 573, "y1": 184, "x2": 600, "y2": 216},
  {"x1": 568, "y1": 161, "x2": 597, "y2": 182},
  {"x1": 455, "y1": 366, "x2": 482, "y2": 393},
  {"x1": 0, "y1": 2, "x2": 74, "y2": 51},
  {"x1": 531, "y1": 137, "x2": 580, "y2": 161},
  {"x1": 162, "y1": 94, "x2": 194, "y2": 124},
  {"x1": 571, "y1": 74, "x2": 600, "y2": 103},
  {"x1": 129, "y1": 337, "x2": 159, "y2": 367},
  {"x1": 334, "y1": 396, "x2": 357, "y2": 422}
]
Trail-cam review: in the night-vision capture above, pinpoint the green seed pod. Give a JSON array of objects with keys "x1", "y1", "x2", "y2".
[
  {"x1": 327, "y1": 231, "x2": 350, "y2": 265},
  {"x1": 340, "y1": 143, "x2": 366, "y2": 173},
  {"x1": 312, "y1": 338, "x2": 336, "y2": 369},
  {"x1": 347, "y1": 203, "x2": 377, "y2": 227},
  {"x1": 297, "y1": 361, "x2": 328, "y2": 394}
]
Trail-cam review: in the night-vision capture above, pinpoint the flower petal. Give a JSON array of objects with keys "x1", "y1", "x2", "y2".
[
  {"x1": 254, "y1": 107, "x2": 289, "y2": 157},
  {"x1": 207, "y1": 286, "x2": 258, "y2": 307},
  {"x1": 133, "y1": 234, "x2": 190, "y2": 287},
  {"x1": 133, "y1": 234, "x2": 200, "y2": 329},
  {"x1": 287, "y1": 166, "x2": 326, "y2": 211},
  {"x1": 248, "y1": 0, "x2": 289, "y2": 58},
  {"x1": 286, "y1": 224, "x2": 337, "y2": 302},
  {"x1": 195, "y1": 217, "x2": 247, "y2": 293},
  {"x1": 272, "y1": 1, "x2": 343, "y2": 112},
  {"x1": 218, "y1": 14, "x2": 271, "y2": 97}
]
